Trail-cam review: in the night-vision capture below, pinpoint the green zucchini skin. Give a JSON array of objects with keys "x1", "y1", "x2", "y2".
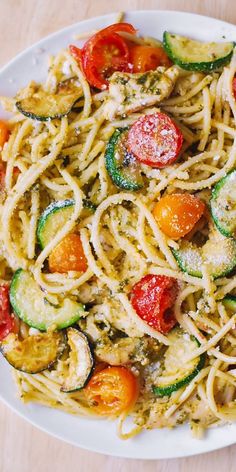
[
  {"x1": 10, "y1": 269, "x2": 85, "y2": 331},
  {"x1": 163, "y1": 32, "x2": 234, "y2": 72},
  {"x1": 37, "y1": 198, "x2": 96, "y2": 249},
  {"x1": 222, "y1": 295, "x2": 236, "y2": 311},
  {"x1": 61, "y1": 328, "x2": 94, "y2": 393},
  {"x1": 37, "y1": 199, "x2": 74, "y2": 249},
  {"x1": 16, "y1": 81, "x2": 82, "y2": 121},
  {"x1": 210, "y1": 169, "x2": 236, "y2": 238},
  {"x1": 0, "y1": 330, "x2": 67, "y2": 374},
  {"x1": 153, "y1": 353, "x2": 205, "y2": 397},
  {"x1": 152, "y1": 331, "x2": 205, "y2": 397},
  {"x1": 172, "y1": 234, "x2": 236, "y2": 279},
  {"x1": 105, "y1": 128, "x2": 143, "y2": 191}
]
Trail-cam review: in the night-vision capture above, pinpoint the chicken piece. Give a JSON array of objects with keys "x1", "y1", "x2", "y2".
[
  {"x1": 95, "y1": 335, "x2": 161, "y2": 366},
  {"x1": 95, "y1": 337, "x2": 140, "y2": 365},
  {"x1": 104, "y1": 65, "x2": 179, "y2": 119}
]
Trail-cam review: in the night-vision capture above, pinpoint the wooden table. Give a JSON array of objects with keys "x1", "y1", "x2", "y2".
[{"x1": 1, "y1": 1, "x2": 236, "y2": 470}]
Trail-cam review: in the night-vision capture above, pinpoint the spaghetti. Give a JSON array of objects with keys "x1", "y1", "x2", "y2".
[{"x1": 1, "y1": 16, "x2": 236, "y2": 440}]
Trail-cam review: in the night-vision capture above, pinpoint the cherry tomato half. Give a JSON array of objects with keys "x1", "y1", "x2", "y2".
[
  {"x1": 153, "y1": 193, "x2": 205, "y2": 240},
  {"x1": 84, "y1": 366, "x2": 138, "y2": 416},
  {"x1": 49, "y1": 233, "x2": 87, "y2": 273},
  {"x1": 0, "y1": 121, "x2": 9, "y2": 149},
  {"x1": 130, "y1": 45, "x2": 172, "y2": 73},
  {"x1": 0, "y1": 284, "x2": 17, "y2": 341},
  {"x1": 233, "y1": 76, "x2": 236, "y2": 100},
  {"x1": 127, "y1": 113, "x2": 183, "y2": 168},
  {"x1": 130, "y1": 274, "x2": 178, "y2": 334},
  {"x1": 70, "y1": 23, "x2": 136, "y2": 90}
]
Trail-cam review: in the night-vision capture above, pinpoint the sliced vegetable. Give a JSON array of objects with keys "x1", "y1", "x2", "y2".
[
  {"x1": 49, "y1": 233, "x2": 87, "y2": 273},
  {"x1": 127, "y1": 113, "x2": 183, "y2": 168},
  {"x1": 105, "y1": 127, "x2": 143, "y2": 191},
  {"x1": 61, "y1": 328, "x2": 94, "y2": 392},
  {"x1": 233, "y1": 76, "x2": 236, "y2": 99},
  {"x1": 153, "y1": 193, "x2": 205, "y2": 239},
  {"x1": 163, "y1": 32, "x2": 234, "y2": 72},
  {"x1": 37, "y1": 198, "x2": 96, "y2": 249},
  {"x1": 0, "y1": 284, "x2": 17, "y2": 341},
  {"x1": 16, "y1": 81, "x2": 82, "y2": 121},
  {"x1": 130, "y1": 274, "x2": 178, "y2": 334},
  {"x1": 173, "y1": 230, "x2": 236, "y2": 278},
  {"x1": 0, "y1": 121, "x2": 9, "y2": 148},
  {"x1": 70, "y1": 23, "x2": 136, "y2": 90},
  {"x1": 84, "y1": 366, "x2": 138, "y2": 415},
  {"x1": 222, "y1": 295, "x2": 236, "y2": 312},
  {"x1": 210, "y1": 169, "x2": 236, "y2": 238},
  {"x1": 130, "y1": 45, "x2": 172, "y2": 73},
  {"x1": 153, "y1": 328, "x2": 205, "y2": 397},
  {"x1": 10, "y1": 269, "x2": 85, "y2": 330},
  {"x1": 0, "y1": 331, "x2": 66, "y2": 374}
]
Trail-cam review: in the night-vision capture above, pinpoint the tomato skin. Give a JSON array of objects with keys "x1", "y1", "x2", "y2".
[
  {"x1": 0, "y1": 284, "x2": 17, "y2": 341},
  {"x1": 130, "y1": 45, "x2": 172, "y2": 73},
  {"x1": 49, "y1": 233, "x2": 87, "y2": 273},
  {"x1": 0, "y1": 121, "x2": 9, "y2": 149},
  {"x1": 84, "y1": 366, "x2": 138, "y2": 416},
  {"x1": 70, "y1": 23, "x2": 136, "y2": 90},
  {"x1": 69, "y1": 45, "x2": 82, "y2": 67},
  {"x1": 127, "y1": 113, "x2": 183, "y2": 168},
  {"x1": 233, "y1": 76, "x2": 236, "y2": 99},
  {"x1": 82, "y1": 33, "x2": 130, "y2": 89},
  {"x1": 130, "y1": 275, "x2": 178, "y2": 334},
  {"x1": 153, "y1": 193, "x2": 205, "y2": 240}
]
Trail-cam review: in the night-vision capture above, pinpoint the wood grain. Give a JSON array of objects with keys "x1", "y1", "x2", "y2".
[{"x1": 1, "y1": 1, "x2": 236, "y2": 470}]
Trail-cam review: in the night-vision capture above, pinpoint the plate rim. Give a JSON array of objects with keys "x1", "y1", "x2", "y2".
[{"x1": 1, "y1": 9, "x2": 236, "y2": 459}]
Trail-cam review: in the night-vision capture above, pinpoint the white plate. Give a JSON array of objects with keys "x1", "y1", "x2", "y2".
[{"x1": 1, "y1": 10, "x2": 236, "y2": 459}]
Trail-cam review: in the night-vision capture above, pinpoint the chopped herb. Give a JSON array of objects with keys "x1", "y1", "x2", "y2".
[
  {"x1": 61, "y1": 155, "x2": 70, "y2": 168},
  {"x1": 137, "y1": 74, "x2": 148, "y2": 85}
]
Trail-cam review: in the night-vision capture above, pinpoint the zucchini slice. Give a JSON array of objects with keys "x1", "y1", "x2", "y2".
[
  {"x1": 61, "y1": 328, "x2": 94, "y2": 392},
  {"x1": 163, "y1": 32, "x2": 234, "y2": 72},
  {"x1": 10, "y1": 269, "x2": 85, "y2": 331},
  {"x1": 37, "y1": 198, "x2": 96, "y2": 249},
  {"x1": 0, "y1": 331, "x2": 66, "y2": 373},
  {"x1": 105, "y1": 128, "x2": 143, "y2": 191},
  {"x1": 173, "y1": 230, "x2": 236, "y2": 279},
  {"x1": 16, "y1": 80, "x2": 82, "y2": 121},
  {"x1": 153, "y1": 328, "x2": 205, "y2": 397},
  {"x1": 210, "y1": 170, "x2": 236, "y2": 238},
  {"x1": 222, "y1": 295, "x2": 236, "y2": 312}
]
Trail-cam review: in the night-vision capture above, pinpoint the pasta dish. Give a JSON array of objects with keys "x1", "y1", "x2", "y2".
[{"x1": 1, "y1": 14, "x2": 236, "y2": 440}]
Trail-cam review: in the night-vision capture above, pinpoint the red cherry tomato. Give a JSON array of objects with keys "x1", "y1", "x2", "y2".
[
  {"x1": 130, "y1": 45, "x2": 172, "y2": 73},
  {"x1": 233, "y1": 76, "x2": 236, "y2": 99},
  {"x1": 69, "y1": 45, "x2": 82, "y2": 67},
  {"x1": 70, "y1": 23, "x2": 136, "y2": 90},
  {"x1": 130, "y1": 275, "x2": 178, "y2": 334},
  {"x1": 0, "y1": 284, "x2": 17, "y2": 341},
  {"x1": 127, "y1": 112, "x2": 183, "y2": 168}
]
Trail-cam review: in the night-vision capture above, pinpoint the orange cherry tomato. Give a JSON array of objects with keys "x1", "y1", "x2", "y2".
[
  {"x1": 0, "y1": 121, "x2": 9, "y2": 149},
  {"x1": 84, "y1": 366, "x2": 138, "y2": 416},
  {"x1": 153, "y1": 193, "x2": 205, "y2": 240},
  {"x1": 130, "y1": 45, "x2": 172, "y2": 73},
  {"x1": 49, "y1": 233, "x2": 87, "y2": 273}
]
